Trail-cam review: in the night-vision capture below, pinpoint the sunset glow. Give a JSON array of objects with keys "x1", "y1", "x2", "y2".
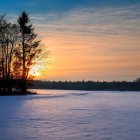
[
  {"x1": 2, "y1": 0, "x2": 139, "y2": 81},
  {"x1": 29, "y1": 65, "x2": 43, "y2": 78}
]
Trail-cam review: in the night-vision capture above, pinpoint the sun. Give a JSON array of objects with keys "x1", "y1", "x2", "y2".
[{"x1": 29, "y1": 65, "x2": 43, "y2": 77}]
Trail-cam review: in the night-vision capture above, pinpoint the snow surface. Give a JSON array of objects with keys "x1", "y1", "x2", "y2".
[{"x1": 0, "y1": 90, "x2": 140, "y2": 140}]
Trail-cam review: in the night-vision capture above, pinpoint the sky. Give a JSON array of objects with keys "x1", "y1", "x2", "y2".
[{"x1": 0, "y1": 0, "x2": 140, "y2": 81}]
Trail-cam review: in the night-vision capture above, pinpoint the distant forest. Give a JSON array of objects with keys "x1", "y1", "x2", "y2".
[{"x1": 31, "y1": 78, "x2": 140, "y2": 91}]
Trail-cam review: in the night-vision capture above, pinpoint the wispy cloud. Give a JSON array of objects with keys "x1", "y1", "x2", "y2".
[
  {"x1": 31, "y1": 5, "x2": 140, "y2": 36},
  {"x1": 5, "y1": 4, "x2": 140, "y2": 81},
  {"x1": 31, "y1": 5, "x2": 140, "y2": 81}
]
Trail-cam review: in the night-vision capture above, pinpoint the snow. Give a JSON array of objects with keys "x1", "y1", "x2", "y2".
[{"x1": 0, "y1": 90, "x2": 140, "y2": 140}]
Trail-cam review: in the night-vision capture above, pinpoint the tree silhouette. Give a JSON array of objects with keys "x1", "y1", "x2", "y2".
[
  {"x1": 0, "y1": 12, "x2": 43, "y2": 94},
  {"x1": 18, "y1": 11, "x2": 41, "y2": 79},
  {"x1": 17, "y1": 11, "x2": 41, "y2": 92}
]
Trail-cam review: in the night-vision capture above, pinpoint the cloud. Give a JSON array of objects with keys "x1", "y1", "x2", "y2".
[
  {"x1": 31, "y1": 5, "x2": 140, "y2": 80},
  {"x1": 1, "y1": 0, "x2": 140, "y2": 14},
  {"x1": 31, "y1": 5, "x2": 140, "y2": 54},
  {"x1": 31, "y1": 5, "x2": 140, "y2": 37},
  {"x1": 4, "y1": 4, "x2": 140, "y2": 81}
]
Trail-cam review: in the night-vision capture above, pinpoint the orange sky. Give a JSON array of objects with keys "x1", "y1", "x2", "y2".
[
  {"x1": 38, "y1": 35, "x2": 139, "y2": 81},
  {"x1": 0, "y1": 0, "x2": 140, "y2": 81},
  {"x1": 30, "y1": 6, "x2": 140, "y2": 81}
]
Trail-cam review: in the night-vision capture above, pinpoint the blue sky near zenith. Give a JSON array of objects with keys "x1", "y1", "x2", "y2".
[{"x1": 0, "y1": 0, "x2": 140, "y2": 14}]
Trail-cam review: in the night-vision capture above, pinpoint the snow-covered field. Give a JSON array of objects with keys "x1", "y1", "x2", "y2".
[{"x1": 0, "y1": 90, "x2": 140, "y2": 140}]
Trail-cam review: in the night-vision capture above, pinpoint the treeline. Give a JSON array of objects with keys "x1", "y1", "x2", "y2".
[
  {"x1": 0, "y1": 12, "x2": 42, "y2": 95},
  {"x1": 31, "y1": 78, "x2": 140, "y2": 91}
]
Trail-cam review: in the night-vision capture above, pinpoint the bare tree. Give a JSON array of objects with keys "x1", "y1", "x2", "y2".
[
  {"x1": 0, "y1": 16, "x2": 20, "y2": 92},
  {"x1": 0, "y1": 16, "x2": 19, "y2": 80}
]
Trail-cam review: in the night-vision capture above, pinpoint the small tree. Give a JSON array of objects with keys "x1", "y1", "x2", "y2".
[{"x1": 135, "y1": 78, "x2": 140, "y2": 83}]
